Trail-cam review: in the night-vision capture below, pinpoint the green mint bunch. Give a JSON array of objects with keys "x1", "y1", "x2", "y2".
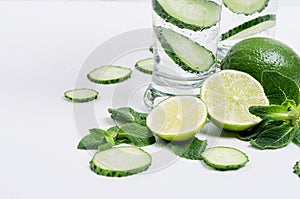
[
  {"x1": 239, "y1": 71, "x2": 300, "y2": 149},
  {"x1": 247, "y1": 99, "x2": 300, "y2": 149},
  {"x1": 77, "y1": 107, "x2": 155, "y2": 151}
]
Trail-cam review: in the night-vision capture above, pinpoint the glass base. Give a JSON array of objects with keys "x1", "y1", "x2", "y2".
[
  {"x1": 217, "y1": 45, "x2": 231, "y2": 63},
  {"x1": 144, "y1": 63, "x2": 220, "y2": 109},
  {"x1": 143, "y1": 83, "x2": 201, "y2": 109}
]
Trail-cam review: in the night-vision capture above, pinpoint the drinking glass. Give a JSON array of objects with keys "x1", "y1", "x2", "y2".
[
  {"x1": 144, "y1": 0, "x2": 222, "y2": 108},
  {"x1": 217, "y1": 0, "x2": 279, "y2": 60}
]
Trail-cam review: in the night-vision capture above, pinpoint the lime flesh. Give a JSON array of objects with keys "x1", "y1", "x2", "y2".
[
  {"x1": 146, "y1": 96, "x2": 207, "y2": 141},
  {"x1": 200, "y1": 70, "x2": 269, "y2": 131}
]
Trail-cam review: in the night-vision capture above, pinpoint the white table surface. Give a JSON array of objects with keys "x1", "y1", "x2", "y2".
[{"x1": 0, "y1": 1, "x2": 299, "y2": 199}]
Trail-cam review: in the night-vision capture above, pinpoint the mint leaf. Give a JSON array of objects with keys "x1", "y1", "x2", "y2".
[
  {"x1": 107, "y1": 126, "x2": 121, "y2": 139},
  {"x1": 108, "y1": 107, "x2": 148, "y2": 126},
  {"x1": 106, "y1": 126, "x2": 131, "y2": 145},
  {"x1": 293, "y1": 161, "x2": 300, "y2": 177},
  {"x1": 249, "y1": 100, "x2": 297, "y2": 121},
  {"x1": 77, "y1": 129, "x2": 111, "y2": 150},
  {"x1": 170, "y1": 137, "x2": 207, "y2": 160},
  {"x1": 97, "y1": 142, "x2": 114, "y2": 151},
  {"x1": 294, "y1": 127, "x2": 300, "y2": 144},
  {"x1": 261, "y1": 71, "x2": 300, "y2": 105},
  {"x1": 250, "y1": 123, "x2": 297, "y2": 149},
  {"x1": 119, "y1": 123, "x2": 155, "y2": 147},
  {"x1": 90, "y1": 128, "x2": 115, "y2": 145},
  {"x1": 238, "y1": 120, "x2": 284, "y2": 141}
]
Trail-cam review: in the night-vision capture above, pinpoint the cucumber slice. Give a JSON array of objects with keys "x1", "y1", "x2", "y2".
[
  {"x1": 64, "y1": 88, "x2": 98, "y2": 103},
  {"x1": 223, "y1": 0, "x2": 269, "y2": 15},
  {"x1": 154, "y1": 0, "x2": 221, "y2": 31},
  {"x1": 155, "y1": 27, "x2": 215, "y2": 73},
  {"x1": 87, "y1": 65, "x2": 132, "y2": 84},
  {"x1": 135, "y1": 58, "x2": 153, "y2": 75},
  {"x1": 221, "y1": 14, "x2": 276, "y2": 41},
  {"x1": 90, "y1": 146, "x2": 152, "y2": 177},
  {"x1": 201, "y1": 146, "x2": 249, "y2": 171}
]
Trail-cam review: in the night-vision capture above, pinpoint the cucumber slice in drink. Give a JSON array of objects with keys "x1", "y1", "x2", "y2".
[
  {"x1": 155, "y1": 27, "x2": 215, "y2": 73},
  {"x1": 221, "y1": 15, "x2": 276, "y2": 41},
  {"x1": 135, "y1": 58, "x2": 153, "y2": 75},
  {"x1": 87, "y1": 65, "x2": 132, "y2": 84},
  {"x1": 153, "y1": 0, "x2": 221, "y2": 31},
  {"x1": 223, "y1": 0, "x2": 269, "y2": 15},
  {"x1": 90, "y1": 146, "x2": 152, "y2": 177},
  {"x1": 64, "y1": 88, "x2": 99, "y2": 103},
  {"x1": 201, "y1": 146, "x2": 249, "y2": 171}
]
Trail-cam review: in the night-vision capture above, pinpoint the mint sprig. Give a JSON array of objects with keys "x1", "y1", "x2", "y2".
[
  {"x1": 248, "y1": 99, "x2": 300, "y2": 149},
  {"x1": 78, "y1": 107, "x2": 155, "y2": 150}
]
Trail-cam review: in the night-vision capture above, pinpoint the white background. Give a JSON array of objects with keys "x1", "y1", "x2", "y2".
[{"x1": 0, "y1": 1, "x2": 299, "y2": 199}]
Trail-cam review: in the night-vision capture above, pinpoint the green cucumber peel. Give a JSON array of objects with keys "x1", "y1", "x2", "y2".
[
  {"x1": 90, "y1": 146, "x2": 152, "y2": 177},
  {"x1": 154, "y1": 26, "x2": 215, "y2": 74},
  {"x1": 223, "y1": 0, "x2": 270, "y2": 16},
  {"x1": 153, "y1": 0, "x2": 221, "y2": 31}
]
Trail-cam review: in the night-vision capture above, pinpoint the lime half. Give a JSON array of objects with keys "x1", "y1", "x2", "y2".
[
  {"x1": 146, "y1": 96, "x2": 207, "y2": 141},
  {"x1": 200, "y1": 70, "x2": 269, "y2": 131}
]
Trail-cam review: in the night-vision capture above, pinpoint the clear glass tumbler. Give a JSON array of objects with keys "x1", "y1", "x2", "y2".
[
  {"x1": 144, "y1": 0, "x2": 222, "y2": 108},
  {"x1": 217, "y1": 0, "x2": 279, "y2": 60}
]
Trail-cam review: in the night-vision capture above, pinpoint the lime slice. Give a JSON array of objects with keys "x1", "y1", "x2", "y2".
[
  {"x1": 200, "y1": 70, "x2": 269, "y2": 131},
  {"x1": 146, "y1": 96, "x2": 207, "y2": 141}
]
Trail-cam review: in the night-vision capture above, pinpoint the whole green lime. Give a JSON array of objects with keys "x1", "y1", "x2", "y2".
[{"x1": 221, "y1": 37, "x2": 300, "y2": 86}]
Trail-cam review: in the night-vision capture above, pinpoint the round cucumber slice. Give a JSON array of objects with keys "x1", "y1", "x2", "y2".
[
  {"x1": 156, "y1": 27, "x2": 215, "y2": 73},
  {"x1": 87, "y1": 65, "x2": 132, "y2": 84},
  {"x1": 221, "y1": 14, "x2": 276, "y2": 41},
  {"x1": 135, "y1": 58, "x2": 153, "y2": 75},
  {"x1": 64, "y1": 88, "x2": 99, "y2": 103},
  {"x1": 201, "y1": 146, "x2": 249, "y2": 171},
  {"x1": 154, "y1": 0, "x2": 221, "y2": 31},
  {"x1": 223, "y1": 0, "x2": 270, "y2": 15},
  {"x1": 90, "y1": 146, "x2": 152, "y2": 177}
]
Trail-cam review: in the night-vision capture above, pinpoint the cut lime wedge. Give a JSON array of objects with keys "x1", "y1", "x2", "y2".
[
  {"x1": 146, "y1": 96, "x2": 207, "y2": 141},
  {"x1": 200, "y1": 70, "x2": 269, "y2": 131}
]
